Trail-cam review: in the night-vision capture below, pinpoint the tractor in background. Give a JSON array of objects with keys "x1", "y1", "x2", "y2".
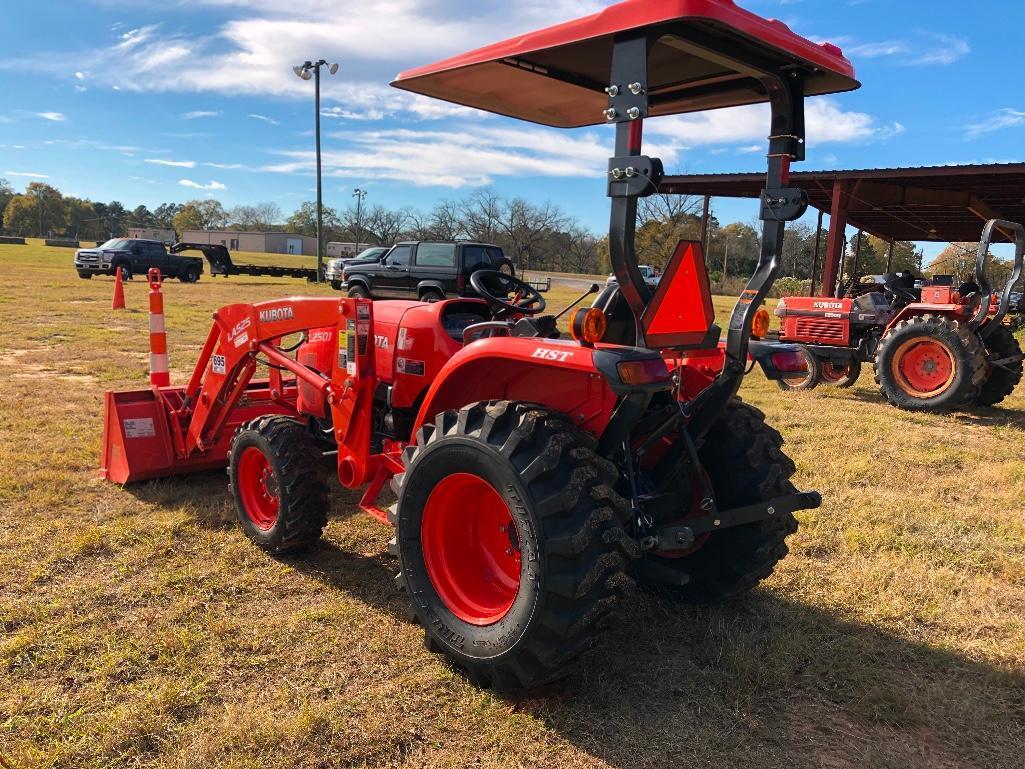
[
  {"x1": 773, "y1": 219, "x2": 1025, "y2": 411},
  {"x1": 102, "y1": 0, "x2": 858, "y2": 690}
]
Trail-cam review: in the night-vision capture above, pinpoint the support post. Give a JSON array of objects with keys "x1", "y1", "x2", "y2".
[
  {"x1": 850, "y1": 229, "x2": 864, "y2": 282},
  {"x1": 885, "y1": 241, "x2": 895, "y2": 272},
  {"x1": 700, "y1": 194, "x2": 711, "y2": 255},
  {"x1": 314, "y1": 65, "x2": 324, "y2": 282},
  {"x1": 809, "y1": 208, "x2": 824, "y2": 297},
  {"x1": 822, "y1": 179, "x2": 847, "y2": 297}
]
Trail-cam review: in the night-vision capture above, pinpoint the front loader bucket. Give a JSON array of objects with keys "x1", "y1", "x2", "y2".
[
  {"x1": 101, "y1": 382, "x2": 302, "y2": 484},
  {"x1": 101, "y1": 389, "x2": 182, "y2": 484},
  {"x1": 101, "y1": 387, "x2": 237, "y2": 483}
]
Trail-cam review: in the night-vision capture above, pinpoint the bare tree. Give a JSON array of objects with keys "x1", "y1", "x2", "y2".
[
  {"x1": 362, "y1": 205, "x2": 409, "y2": 246},
  {"x1": 426, "y1": 199, "x2": 465, "y2": 241},
  {"x1": 460, "y1": 188, "x2": 503, "y2": 243},
  {"x1": 498, "y1": 198, "x2": 568, "y2": 270}
]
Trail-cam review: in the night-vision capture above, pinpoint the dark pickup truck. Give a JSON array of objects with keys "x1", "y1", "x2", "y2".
[
  {"x1": 75, "y1": 238, "x2": 204, "y2": 282},
  {"x1": 343, "y1": 241, "x2": 514, "y2": 301}
]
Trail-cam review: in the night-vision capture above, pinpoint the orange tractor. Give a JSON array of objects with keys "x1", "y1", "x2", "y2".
[
  {"x1": 774, "y1": 219, "x2": 1025, "y2": 411},
  {"x1": 102, "y1": 0, "x2": 858, "y2": 689}
]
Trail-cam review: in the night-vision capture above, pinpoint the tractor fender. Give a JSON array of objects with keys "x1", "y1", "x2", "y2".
[
  {"x1": 887, "y1": 303, "x2": 969, "y2": 330},
  {"x1": 411, "y1": 337, "x2": 659, "y2": 440}
]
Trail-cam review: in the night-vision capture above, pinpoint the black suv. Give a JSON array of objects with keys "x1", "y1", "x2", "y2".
[
  {"x1": 343, "y1": 241, "x2": 514, "y2": 301},
  {"x1": 74, "y1": 238, "x2": 204, "y2": 282}
]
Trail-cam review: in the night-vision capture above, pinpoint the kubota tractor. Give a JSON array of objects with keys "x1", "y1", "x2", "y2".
[
  {"x1": 101, "y1": 0, "x2": 860, "y2": 690},
  {"x1": 774, "y1": 219, "x2": 1025, "y2": 411}
]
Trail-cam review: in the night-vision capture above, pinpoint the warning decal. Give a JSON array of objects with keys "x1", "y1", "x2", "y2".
[{"x1": 123, "y1": 418, "x2": 156, "y2": 439}]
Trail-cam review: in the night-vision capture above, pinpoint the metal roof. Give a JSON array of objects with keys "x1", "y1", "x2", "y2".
[
  {"x1": 660, "y1": 163, "x2": 1025, "y2": 243},
  {"x1": 392, "y1": 0, "x2": 857, "y2": 128}
]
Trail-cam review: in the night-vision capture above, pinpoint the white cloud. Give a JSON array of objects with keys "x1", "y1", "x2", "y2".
[
  {"x1": 204, "y1": 162, "x2": 246, "y2": 169},
  {"x1": 843, "y1": 32, "x2": 969, "y2": 66},
  {"x1": 964, "y1": 108, "x2": 1025, "y2": 139},
  {"x1": 37, "y1": 112, "x2": 65, "y2": 121},
  {"x1": 0, "y1": 2, "x2": 605, "y2": 121},
  {"x1": 4, "y1": 171, "x2": 50, "y2": 178},
  {"x1": 183, "y1": 110, "x2": 220, "y2": 119},
  {"x1": 74, "y1": 71, "x2": 86, "y2": 80},
  {"x1": 262, "y1": 124, "x2": 683, "y2": 188},
  {"x1": 145, "y1": 158, "x2": 196, "y2": 168},
  {"x1": 179, "y1": 179, "x2": 227, "y2": 190},
  {"x1": 248, "y1": 113, "x2": 279, "y2": 125},
  {"x1": 648, "y1": 98, "x2": 903, "y2": 147}
]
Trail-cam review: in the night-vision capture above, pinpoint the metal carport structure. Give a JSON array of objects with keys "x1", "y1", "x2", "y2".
[{"x1": 661, "y1": 162, "x2": 1025, "y2": 297}]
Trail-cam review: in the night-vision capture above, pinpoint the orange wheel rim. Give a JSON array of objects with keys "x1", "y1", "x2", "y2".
[{"x1": 891, "y1": 336, "x2": 956, "y2": 397}]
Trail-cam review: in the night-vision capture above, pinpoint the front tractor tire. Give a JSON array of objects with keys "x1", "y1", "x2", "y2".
[
  {"x1": 636, "y1": 402, "x2": 800, "y2": 603},
  {"x1": 974, "y1": 324, "x2": 1023, "y2": 407},
  {"x1": 391, "y1": 401, "x2": 637, "y2": 691},
  {"x1": 228, "y1": 415, "x2": 329, "y2": 554},
  {"x1": 874, "y1": 314, "x2": 986, "y2": 412}
]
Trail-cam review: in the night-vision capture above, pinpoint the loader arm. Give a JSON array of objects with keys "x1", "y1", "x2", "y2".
[{"x1": 183, "y1": 298, "x2": 341, "y2": 454}]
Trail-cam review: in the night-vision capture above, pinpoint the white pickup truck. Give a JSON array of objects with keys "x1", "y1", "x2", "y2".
[{"x1": 606, "y1": 264, "x2": 660, "y2": 290}]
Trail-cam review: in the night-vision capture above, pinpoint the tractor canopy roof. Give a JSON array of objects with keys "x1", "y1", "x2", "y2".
[{"x1": 391, "y1": 0, "x2": 858, "y2": 128}]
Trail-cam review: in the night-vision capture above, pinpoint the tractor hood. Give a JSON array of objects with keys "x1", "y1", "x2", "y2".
[{"x1": 392, "y1": 0, "x2": 858, "y2": 128}]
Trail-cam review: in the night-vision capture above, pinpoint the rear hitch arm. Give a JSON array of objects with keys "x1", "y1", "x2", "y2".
[{"x1": 648, "y1": 491, "x2": 821, "y2": 552}]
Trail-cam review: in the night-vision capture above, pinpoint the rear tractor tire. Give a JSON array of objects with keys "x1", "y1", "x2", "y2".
[
  {"x1": 634, "y1": 401, "x2": 800, "y2": 603},
  {"x1": 874, "y1": 314, "x2": 986, "y2": 412},
  {"x1": 820, "y1": 358, "x2": 861, "y2": 388},
  {"x1": 776, "y1": 346, "x2": 821, "y2": 391},
  {"x1": 228, "y1": 415, "x2": 329, "y2": 554},
  {"x1": 973, "y1": 324, "x2": 1023, "y2": 407},
  {"x1": 391, "y1": 400, "x2": 638, "y2": 691}
]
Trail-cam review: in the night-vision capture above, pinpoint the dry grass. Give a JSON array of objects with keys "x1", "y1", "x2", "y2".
[{"x1": 1, "y1": 240, "x2": 1024, "y2": 769}]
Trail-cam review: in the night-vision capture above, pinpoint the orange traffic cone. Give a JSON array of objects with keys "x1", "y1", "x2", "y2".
[{"x1": 112, "y1": 267, "x2": 126, "y2": 310}]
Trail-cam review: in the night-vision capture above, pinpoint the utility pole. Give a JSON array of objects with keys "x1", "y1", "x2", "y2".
[
  {"x1": 353, "y1": 188, "x2": 367, "y2": 255},
  {"x1": 294, "y1": 59, "x2": 339, "y2": 281}
]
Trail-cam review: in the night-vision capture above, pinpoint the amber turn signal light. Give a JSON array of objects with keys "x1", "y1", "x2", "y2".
[
  {"x1": 570, "y1": 307, "x2": 607, "y2": 345},
  {"x1": 752, "y1": 307, "x2": 771, "y2": 339}
]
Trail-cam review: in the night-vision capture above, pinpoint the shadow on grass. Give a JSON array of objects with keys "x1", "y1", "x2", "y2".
[
  {"x1": 287, "y1": 538, "x2": 1025, "y2": 766},
  {"x1": 126, "y1": 475, "x2": 1025, "y2": 767},
  {"x1": 838, "y1": 386, "x2": 1025, "y2": 426},
  {"x1": 533, "y1": 593, "x2": 1025, "y2": 768}
]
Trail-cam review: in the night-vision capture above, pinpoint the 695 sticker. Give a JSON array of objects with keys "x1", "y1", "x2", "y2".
[{"x1": 212, "y1": 354, "x2": 226, "y2": 375}]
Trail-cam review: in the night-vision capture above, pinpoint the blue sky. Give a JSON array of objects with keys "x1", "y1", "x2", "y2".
[{"x1": 1, "y1": 0, "x2": 1023, "y2": 259}]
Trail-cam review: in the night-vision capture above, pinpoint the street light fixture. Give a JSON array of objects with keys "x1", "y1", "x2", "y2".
[
  {"x1": 352, "y1": 188, "x2": 368, "y2": 255},
  {"x1": 293, "y1": 58, "x2": 339, "y2": 281}
]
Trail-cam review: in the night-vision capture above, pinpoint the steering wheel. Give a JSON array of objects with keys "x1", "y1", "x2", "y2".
[{"x1": 469, "y1": 270, "x2": 546, "y2": 317}]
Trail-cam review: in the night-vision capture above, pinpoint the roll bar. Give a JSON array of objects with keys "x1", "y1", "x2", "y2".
[
  {"x1": 970, "y1": 219, "x2": 1025, "y2": 335},
  {"x1": 603, "y1": 31, "x2": 810, "y2": 438}
]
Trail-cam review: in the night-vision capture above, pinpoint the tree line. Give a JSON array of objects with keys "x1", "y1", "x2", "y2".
[{"x1": 1, "y1": 177, "x2": 925, "y2": 286}]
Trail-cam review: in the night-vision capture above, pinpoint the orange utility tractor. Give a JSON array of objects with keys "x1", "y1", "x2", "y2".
[
  {"x1": 774, "y1": 219, "x2": 1025, "y2": 411},
  {"x1": 102, "y1": 0, "x2": 859, "y2": 689}
]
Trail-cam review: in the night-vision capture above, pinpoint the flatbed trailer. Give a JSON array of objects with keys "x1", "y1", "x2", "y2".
[{"x1": 170, "y1": 242, "x2": 321, "y2": 282}]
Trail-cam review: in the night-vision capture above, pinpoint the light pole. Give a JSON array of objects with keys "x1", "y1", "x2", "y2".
[
  {"x1": 352, "y1": 188, "x2": 367, "y2": 255},
  {"x1": 293, "y1": 59, "x2": 339, "y2": 281}
]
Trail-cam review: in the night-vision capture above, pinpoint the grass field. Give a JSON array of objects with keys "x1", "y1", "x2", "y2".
[{"x1": 2, "y1": 241, "x2": 1024, "y2": 769}]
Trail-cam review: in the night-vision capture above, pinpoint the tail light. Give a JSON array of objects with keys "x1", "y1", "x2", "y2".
[
  {"x1": 617, "y1": 358, "x2": 670, "y2": 386},
  {"x1": 457, "y1": 273, "x2": 466, "y2": 290}
]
